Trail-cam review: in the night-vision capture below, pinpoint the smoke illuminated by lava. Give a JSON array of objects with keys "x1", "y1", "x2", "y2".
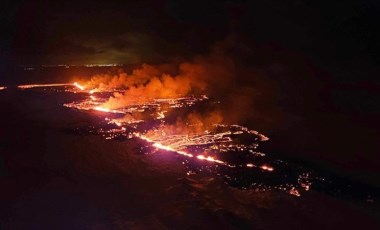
[
  {"x1": 76, "y1": 64, "x2": 161, "y2": 91},
  {"x1": 146, "y1": 111, "x2": 224, "y2": 136},
  {"x1": 60, "y1": 74, "x2": 274, "y2": 171},
  {"x1": 16, "y1": 51, "x2": 318, "y2": 197},
  {"x1": 15, "y1": 80, "x2": 319, "y2": 197},
  {"x1": 10, "y1": 36, "x2": 378, "y2": 201},
  {"x1": 72, "y1": 40, "x2": 239, "y2": 111}
]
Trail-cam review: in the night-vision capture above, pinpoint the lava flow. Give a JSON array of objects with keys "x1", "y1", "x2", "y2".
[
  {"x1": 17, "y1": 80, "x2": 379, "y2": 201},
  {"x1": 18, "y1": 80, "x2": 269, "y2": 171},
  {"x1": 65, "y1": 82, "x2": 265, "y2": 169},
  {"x1": 18, "y1": 83, "x2": 74, "y2": 89},
  {"x1": 18, "y1": 80, "x2": 316, "y2": 197}
]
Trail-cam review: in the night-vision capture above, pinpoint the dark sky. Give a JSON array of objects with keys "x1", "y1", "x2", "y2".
[
  {"x1": 1, "y1": 0, "x2": 379, "y2": 67},
  {"x1": 2, "y1": 0, "x2": 230, "y2": 65}
]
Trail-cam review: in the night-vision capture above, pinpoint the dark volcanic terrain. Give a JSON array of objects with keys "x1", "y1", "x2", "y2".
[{"x1": 0, "y1": 85, "x2": 379, "y2": 230}]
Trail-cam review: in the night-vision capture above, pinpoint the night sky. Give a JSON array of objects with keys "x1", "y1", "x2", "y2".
[{"x1": 1, "y1": 0, "x2": 379, "y2": 67}]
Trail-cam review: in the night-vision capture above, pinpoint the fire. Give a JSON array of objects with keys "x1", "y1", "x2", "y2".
[
  {"x1": 61, "y1": 80, "x2": 274, "y2": 171},
  {"x1": 246, "y1": 163, "x2": 256, "y2": 168},
  {"x1": 196, "y1": 155, "x2": 225, "y2": 164},
  {"x1": 135, "y1": 130, "x2": 272, "y2": 168},
  {"x1": 10, "y1": 59, "x2": 325, "y2": 198},
  {"x1": 94, "y1": 106, "x2": 124, "y2": 114},
  {"x1": 114, "y1": 121, "x2": 122, "y2": 127},
  {"x1": 137, "y1": 133, "x2": 231, "y2": 161},
  {"x1": 152, "y1": 142, "x2": 176, "y2": 152},
  {"x1": 73, "y1": 82, "x2": 85, "y2": 90},
  {"x1": 17, "y1": 83, "x2": 72, "y2": 89},
  {"x1": 156, "y1": 111, "x2": 165, "y2": 119},
  {"x1": 94, "y1": 106, "x2": 110, "y2": 112},
  {"x1": 260, "y1": 165, "x2": 274, "y2": 171},
  {"x1": 289, "y1": 187, "x2": 301, "y2": 197},
  {"x1": 136, "y1": 133, "x2": 196, "y2": 158}
]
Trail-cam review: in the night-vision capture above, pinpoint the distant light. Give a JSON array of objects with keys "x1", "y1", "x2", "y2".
[{"x1": 246, "y1": 163, "x2": 255, "y2": 168}]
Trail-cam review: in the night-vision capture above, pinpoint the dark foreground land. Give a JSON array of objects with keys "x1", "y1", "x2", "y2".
[{"x1": 0, "y1": 89, "x2": 379, "y2": 229}]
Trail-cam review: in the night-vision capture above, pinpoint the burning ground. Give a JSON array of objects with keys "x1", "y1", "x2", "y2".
[
  {"x1": 1, "y1": 42, "x2": 379, "y2": 228},
  {"x1": 64, "y1": 71, "x2": 309, "y2": 196},
  {"x1": 9, "y1": 64, "x2": 378, "y2": 200},
  {"x1": 1, "y1": 83, "x2": 379, "y2": 230}
]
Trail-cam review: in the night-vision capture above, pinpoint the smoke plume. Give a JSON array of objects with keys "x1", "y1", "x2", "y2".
[{"x1": 146, "y1": 111, "x2": 224, "y2": 138}]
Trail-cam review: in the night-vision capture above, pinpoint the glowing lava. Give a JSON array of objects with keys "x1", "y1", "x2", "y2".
[
  {"x1": 260, "y1": 165, "x2": 274, "y2": 171},
  {"x1": 0, "y1": 86, "x2": 6, "y2": 90},
  {"x1": 18, "y1": 83, "x2": 73, "y2": 89},
  {"x1": 246, "y1": 163, "x2": 256, "y2": 168},
  {"x1": 94, "y1": 106, "x2": 125, "y2": 114},
  {"x1": 18, "y1": 83, "x2": 276, "y2": 172},
  {"x1": 196, "y1": 154, "x2": 225, "y2": 164},
  {"x1": 139, "y1": 132, "x2": 241, "y2": 166},
  {"x1": 94, "y1": 106, "x2": 111, "y2": 112},
  {"x1": 16, "y1": 81, "x2": 324, "y2": 197},
  {"x1": 73, "y1": 82, "x2": 85, "y2": 90},
  {"x1": 136, "y1": 133, "x2": 195, "y2": 158}
]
